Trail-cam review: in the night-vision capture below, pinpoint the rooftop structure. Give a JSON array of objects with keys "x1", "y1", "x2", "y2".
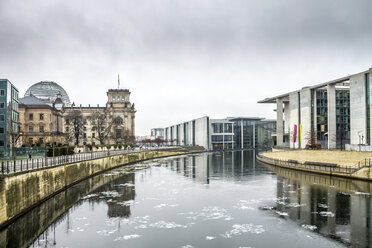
[{"x1": 24, "y1": 81, "x2": 71, "y2": 107}]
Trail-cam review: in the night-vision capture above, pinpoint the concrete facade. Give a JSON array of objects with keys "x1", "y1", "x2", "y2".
[
  {"x1": 164, "y1": 116, "x2": 275, "y2": 150},
  {"x1": 259, "y1": 67, "x2": 372, "y2": 150}
]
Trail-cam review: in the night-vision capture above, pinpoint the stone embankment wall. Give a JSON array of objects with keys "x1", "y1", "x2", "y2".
[
  {"x1": 0, "y1": 149, "x2": 193, "y2": 229},
  {"x1": 257, "y1": 153, "x2": 372, "y2": 181}
]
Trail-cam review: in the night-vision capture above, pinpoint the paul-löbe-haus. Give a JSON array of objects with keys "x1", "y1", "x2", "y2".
[{"x1": 259, "y1": 67, "x2": 372, "y2": 151}]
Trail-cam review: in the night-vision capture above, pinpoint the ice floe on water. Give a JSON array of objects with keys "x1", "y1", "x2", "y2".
[
  {"x1": 179, "y1": 206, "x2": 233, "y2": 221},
  {"x1": 302, "y1": 224, "x2": 317, "y2": 231},
  {"x1": 149, "y1": 221, "x2": 187, "y2": 229},
  {"x1": 220, "y1": 224, "x2": 265, "y2": 238},
  {"x1": 117, "y1": 200, "x2": 139, "y2": 206},
  {"x1": 181, "y1": 245, "x2": 194, "y2": 248},
  {"x1": 116, "y1": 183, "x2": 135, "y2": 187},
  {"x1": 114, "y1": 234, "x2": 141, "y2": 241},
  {"x1": 319, "y1": 211, "x2": 335, "y2": 217},
  {"x1": 96, "y1": 229, "x2": 118, "y2": 236},
  {"x1": 317, "y1": 203, "x2": 328, "y2": 208},
  {"x1": 233, "y1": 200, "x2": 255, "y2": 210},
  {"x1": 101, "y1": 191, "x2": 121, "y2": 198},
  {"x1": 354, "y1": 191, "x2": 371, "y2": 195},
  {"x1": 153, "y1": 203, "x2": 179, "y2": 209},
  {"x1": 81, "y1": 194, "x2": 98, "y2": 200},
  {"x1": 205, "y1": 236, "x2": 216, "y2": 240},
  {"x1": 275, "y1": 211, "x2": 289, "y2": 217},
  {"x1": 287, "y1": 203, "x2": 306, "y2": 208}
]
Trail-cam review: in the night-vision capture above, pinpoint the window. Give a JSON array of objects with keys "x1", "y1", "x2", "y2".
[
  {"x1": 65, "y1": 119, "x2": 69, "y2": 125},
  {"x1": 0, "y1": 90, "x2": 4, "y2": 96},
  {"x1": 29, "y1": 126, "x2": 33, "y2": 132},
  {"x1": 0, "y1": 128, "x2": 3, "y2": 134},
  {"x1": 91, "y1": 119, "x2": 96, "y2": 124},
  {"x1": 92, "y1": 133, "x2": 95, "y2": 138},
  {"x1": 83, "y1": 126, "x2": 87, "y2": 131},
  {"x1": 66, "y1": 127, "x2": 69, "y2": 132},
  {"x1": 0, "y1": 103, "x2": 4, "y2": 108},
  {"x1": 39, "y1": 113, "x2": 44, "y2": 120},
  {"x1": 39, "y1": 126, "x2": 44, "y2": 133},
  {"x1": 112, "y1": 96, "x2": 116, "y2": 101},
  {"x1": 115, "y1": 117, "x2": 123, "y2": 124},
  {"x1": 116, "y1": 129, "x2": 122, "y2": 138},
  {"x1": 0, "y1": 115, "x2": 4, "y2": 121},
  {"x1": 83, "y1": 119, "x2": 87, "y2": 124},
  {"x1": 38, "y1": 138, "x2": 44, "y2": 144},
  {"x1": 29, "y1": 138, "x2": 33, "y2": 144},
  {"x1": 83, "y1": 133, "x2": 87, "y2": 138},
  {"x1": 122, "y1": 96, "x2": 125, "y2": 101},
  {"x1": 0, "y1": 140, "x2": 4, "y2": 146}
]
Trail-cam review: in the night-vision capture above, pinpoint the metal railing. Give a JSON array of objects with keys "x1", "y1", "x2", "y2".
[
  {"x1": 1, "y1": 147, "x2": 174, "y2": 175},
  {"x1": 256, "y1": 153, "x2": 372, "y2": 176}
]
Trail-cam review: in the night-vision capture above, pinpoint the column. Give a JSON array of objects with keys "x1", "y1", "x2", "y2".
[
  {"x1": 276, "y1": 98, "x2": 284, "y2": 147},
  {"x1": 252, "y1": 122, "x2": 256, "y2": 148},
  {"x1": 241, "y1": 120, "x2": 244, "y2": 149},
  {"x1": 327, "y1": 84, "x2": 337, "y2": 149}
]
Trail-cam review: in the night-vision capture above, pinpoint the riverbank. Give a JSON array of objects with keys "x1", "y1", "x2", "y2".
[
  {"x1": 0, "y1": 147, "x2": 204, "y2": 230},
  {"x1": 257, "y1": 149, "x2": 372, "y2": 181},
  {"x1": 264, "y1": 149, "x2": 372, "y2": 167}
]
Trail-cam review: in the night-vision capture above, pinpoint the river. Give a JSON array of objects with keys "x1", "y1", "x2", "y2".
[{"x1": 1, "y1": 150, "x2": 371, "y2": 247}]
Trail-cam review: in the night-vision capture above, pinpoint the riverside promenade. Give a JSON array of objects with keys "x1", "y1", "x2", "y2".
[
  {"x1": 0, "y1": 146, "x2": 205, "y2": 229},
  {"x1": 257, "y1": 149, "x2": 372, "y2": 181}
]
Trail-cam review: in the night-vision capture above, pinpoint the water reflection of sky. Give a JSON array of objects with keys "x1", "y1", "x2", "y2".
[{"x1": 5, "y1": 151, "x2": 371, "y2": 247}]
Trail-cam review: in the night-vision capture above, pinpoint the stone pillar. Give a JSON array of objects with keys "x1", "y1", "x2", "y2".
[
  {"x1": 327, "y1": 84, "x2": 337, "y2": 149},
  {"x1": 252, "y1": 122, "x2": 256, "y2": 148},
  {"x1": 276, "y1": 98, "x2": 284, "y2": 147}
]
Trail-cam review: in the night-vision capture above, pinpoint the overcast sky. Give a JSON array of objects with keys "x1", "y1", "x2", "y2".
[{"x1": 1, "y1": 0, "x2": 372, "y2": 135}]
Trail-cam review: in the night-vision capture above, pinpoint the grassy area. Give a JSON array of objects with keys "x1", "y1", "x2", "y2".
[{"x1": 262, "y1": 150, "x2": 372, "y2": 167}]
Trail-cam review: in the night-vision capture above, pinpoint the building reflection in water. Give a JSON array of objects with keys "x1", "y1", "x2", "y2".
[
  {"x1": 165, "y1": 150, "x2": 261, "y2": 184},
  {"x1": 271, "y1": 167, "x2": 372, "y2": 247},
  {"x1": 164, "y1": 151, "x2": 372, "y2": 247}
]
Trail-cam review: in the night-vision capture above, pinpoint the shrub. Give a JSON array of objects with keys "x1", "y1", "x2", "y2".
[
  {"x1": 86, "y1": 144, "x2": 93, "y2": 151},
  {"x1": 118, "y1": 144, "x2": 122, "y2": 149},
  {"x1": 106, "y1": 144, "x2": 111, "y2": 150}
]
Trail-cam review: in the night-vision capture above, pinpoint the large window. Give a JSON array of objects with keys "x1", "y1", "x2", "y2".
[
  {"x1": 224, "y1": 123, "x2": 232, "y2": 133},
  {"x1": 115, "y1": 117, "x2": 123, "y2": 124},
  {"x1": 29, "y1": 113, "x2": 33, "y2": 121},
  {"x1": 39, "y1": 113, "x2": 44, "y2": 120},
  {"x1": 212, "y1": 123, "x2": 223, "y2": 133},
  {"x1": 29, "y1": 126, "x2": 33, "y2": 132},
  {"x1": 0, "y1": 115, "x2": 4, "y2": 121},
  {"x1": 39, "y1": 126, "x2": 44, "y2": 133},
  {"x1": 0, "y1": 140, "x2": 4, "y2": 146}
]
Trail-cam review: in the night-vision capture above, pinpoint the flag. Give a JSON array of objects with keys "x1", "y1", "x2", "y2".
[{"x1": 118, "y1": 74, "x2": 120, "y2": 88}]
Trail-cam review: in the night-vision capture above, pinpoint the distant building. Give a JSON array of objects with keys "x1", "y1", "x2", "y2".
[
  {"x1": 64, "y1": 89, "x2": 136, "y2": 146},
  {"x1": 150, "y1": 128, "x2": 165, "y2": 140},
  {"x1": 18, "y1": 94, "x2": 65, "y2": 146},
  {"x1": 164, "y1": 116, "x2": 276, "y2": 150},
  {"x1": 0, "y1": 79, "x2": 19, "y2": 157}
]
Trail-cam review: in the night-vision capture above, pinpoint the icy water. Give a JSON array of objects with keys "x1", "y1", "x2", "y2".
[{"x1": 2, "y1": 151, "x2": 372, "y2": 248}]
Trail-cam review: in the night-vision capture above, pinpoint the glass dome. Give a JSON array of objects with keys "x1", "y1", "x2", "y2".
[{"x1": 24, "y1": 81, "x2": 71, "y2": 107}]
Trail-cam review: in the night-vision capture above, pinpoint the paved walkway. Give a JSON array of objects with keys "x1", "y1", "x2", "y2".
[{"x1": 263, "y1": 150, "x2": 372, "y2": 167}]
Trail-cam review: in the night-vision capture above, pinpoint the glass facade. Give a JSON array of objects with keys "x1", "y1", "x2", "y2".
[
  {"x1": 316, "y1": 88, "x2": 350, "y2": 149},
  {"x1": 366, "y1": 73, "x2": 370, "y2": 145},
  {"x1": 0, "y1": 79, "x2": 19, "y2": 158}
]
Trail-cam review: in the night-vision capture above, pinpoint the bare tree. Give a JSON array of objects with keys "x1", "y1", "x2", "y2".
[
  {"x1": 65, "y1": 110, "x2": 84, "y2": 146},
  {"x1": 90, "y1": 109, "x2": 116, "y2": 145}
]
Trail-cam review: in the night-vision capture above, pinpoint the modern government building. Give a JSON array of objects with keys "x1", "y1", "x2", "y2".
[
  {"x1": 163, "y1": 116, "x2": 276, "y2": 150},
  {"x1": 259, "y1": 67, "x2": 372, "y2": 151}
]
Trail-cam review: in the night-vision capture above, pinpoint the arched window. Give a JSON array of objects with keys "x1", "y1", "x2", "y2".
[{"x1": 115, "y1": 117, "x2": 123, "y2": 124}]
